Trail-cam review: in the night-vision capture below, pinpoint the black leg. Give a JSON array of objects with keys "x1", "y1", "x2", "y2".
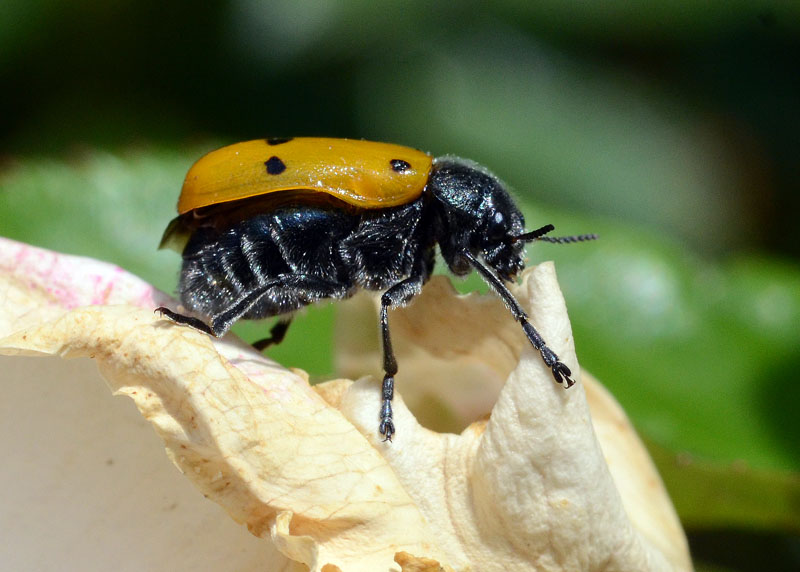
[
  {"x1": 462, "y1": 251, "x2": 575, "y2": 388},
  {"x1": 157, "y1": 275, "x2": 345, "y2": 340},
  {"x1": 155, "y1": 284, "x2": 274, "y2": 338},
  {"x1": 378, "y1": 302, "x2": 397, "y2": 441},
  {"x1": 252, "y1": 318, "x2": 293, "y2": 351},
  {"x1": 378, "y1": 276, "x2": 425, "y2": 441},
  {"x1": 155, "y1": 307, "x2": 216, "y2": 336}
]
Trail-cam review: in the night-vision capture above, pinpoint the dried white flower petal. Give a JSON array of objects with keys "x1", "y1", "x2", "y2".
[
  {"x1": 333, "y1": 264, "x2": 691, "y2": 571},
  {"x1": 0, "y1": 237, "x2": 691, "y2": 571},
  {"x1": 0, "y1": 238, "x2": 445, "y2": 571}
]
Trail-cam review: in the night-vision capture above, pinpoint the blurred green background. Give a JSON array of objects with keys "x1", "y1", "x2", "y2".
[{"x1": 1, "y1": 1, "x2": 799, "y2": 569}]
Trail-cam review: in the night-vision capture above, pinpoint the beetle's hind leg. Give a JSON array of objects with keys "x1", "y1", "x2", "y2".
[
  {"x1": 156, "y1": 280, "x2": 284, "y2": 339},
  {"x1": 252, "y1": 318, "x2": 293, "y2": 351},
  {"x1": 157, "y1": 275, "x2": 345, "y2": 345},
  {"x1": 155, "y1": 307, "x2": 216, "y2": 336}
]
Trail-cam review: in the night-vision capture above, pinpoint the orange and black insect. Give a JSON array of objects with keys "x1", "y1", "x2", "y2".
[{"x1": 158, "y1": 137, "x2": 596, "y2": 440}]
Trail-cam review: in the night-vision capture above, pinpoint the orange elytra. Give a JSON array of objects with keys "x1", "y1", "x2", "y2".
[{"x1": 176, "y1": 137, "x2": 433, "y2": 214}]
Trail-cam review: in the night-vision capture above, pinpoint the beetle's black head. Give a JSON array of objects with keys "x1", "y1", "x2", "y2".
[{"x1": 429, "y1": 157, "x2": 526, "y2": 281}]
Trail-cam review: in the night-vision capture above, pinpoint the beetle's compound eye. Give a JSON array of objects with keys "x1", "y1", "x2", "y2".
[{"x1": 486, "y1": 211, "x2": 508, "y2": 241}]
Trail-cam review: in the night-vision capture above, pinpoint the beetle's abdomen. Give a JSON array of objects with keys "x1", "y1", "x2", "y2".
[
  {"x1": 176, "y1": 198, "x2": 433, "y2": 322},
  {"x1": 178, "y1": 208, "x2": 359, "y2": 320}
]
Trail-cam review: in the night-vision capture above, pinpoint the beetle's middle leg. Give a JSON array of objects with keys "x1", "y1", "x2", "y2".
[{"x1": 378, "y1": 275, "x2": 425, "y2": 441}]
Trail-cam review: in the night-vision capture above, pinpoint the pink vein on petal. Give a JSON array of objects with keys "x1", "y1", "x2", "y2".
[{"x1": 1, "y1": 236, "x2": 172, "y2": 310}]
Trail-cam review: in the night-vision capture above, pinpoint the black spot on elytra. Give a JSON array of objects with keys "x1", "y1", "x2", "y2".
[
  {"x1": 266, "y1": 137, "x2": 293, "y2": 146},
  {"x1": 265, "y1": 156, "x2": 286, "y2": 175},
  {"x1": 390, "y1": 159, "x2": 411, "y2": 173}
]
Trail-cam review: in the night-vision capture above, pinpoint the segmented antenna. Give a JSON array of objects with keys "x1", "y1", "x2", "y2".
[
  {"x1": 513, "y1": 224, "x2": 598, "y2": 244},
  {"x1": 536, "y1": 233, "x2": 598, "y2": 244},
  {"x1": 513, "y1": 224, "x2": 555, "y2": 242}
]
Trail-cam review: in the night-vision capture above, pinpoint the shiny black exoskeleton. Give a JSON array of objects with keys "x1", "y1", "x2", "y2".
[{"x1": 158, "y1": 157, "x2": 595, "y2": 440}]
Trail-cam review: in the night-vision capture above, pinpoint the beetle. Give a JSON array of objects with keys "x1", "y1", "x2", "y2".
[{"x1": 157, "y1": 137, "x2": 596, "y2": 440}]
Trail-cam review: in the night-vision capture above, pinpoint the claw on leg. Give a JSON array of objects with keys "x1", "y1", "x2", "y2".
[
  {"x1": 380, "y1": 419, "x2": 395, "y2": 442},
  {"x1": 379, "y1": 375, "x2": 395, "y2": 441},
  {"x1": 551, "y1": 362, "x2": 575, "y2": 388}
]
